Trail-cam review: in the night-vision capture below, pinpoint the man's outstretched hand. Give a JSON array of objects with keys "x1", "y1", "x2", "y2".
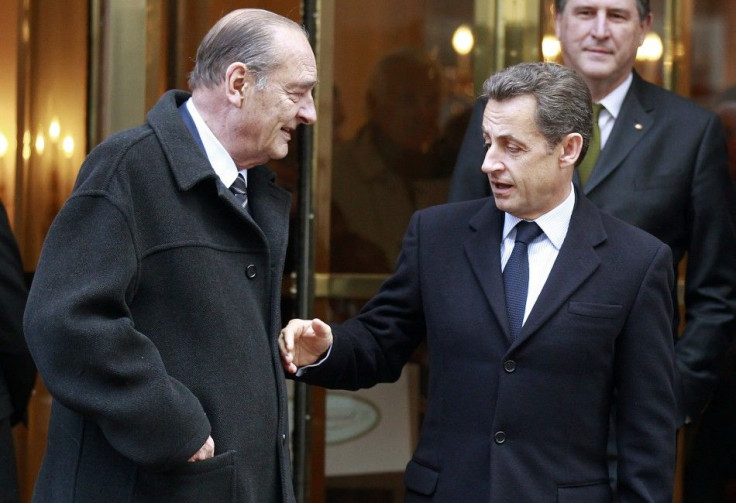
[{"x1": 278, "y1": 318, "x2": 333, "y2": 374}]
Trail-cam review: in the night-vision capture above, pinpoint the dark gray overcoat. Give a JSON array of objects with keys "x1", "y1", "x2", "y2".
[{"x1": 24, "y1": 90, "x2": 295, "y2": 502}]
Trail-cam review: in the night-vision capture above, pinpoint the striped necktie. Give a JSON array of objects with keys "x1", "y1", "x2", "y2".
[{"x1": 230, "y1": 173, "x2": 249, "y2": 212}]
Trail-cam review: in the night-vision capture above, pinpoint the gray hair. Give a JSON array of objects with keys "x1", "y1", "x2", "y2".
[
  {"x1": 482, "y1": 62, "x2": 592, "y2": 165},
  {"x1": 188, "y1": 9, "x2": 307, "y2": 90},
  {"x1": 554, "y1": 0, "x2": 651, "y2": 21}
]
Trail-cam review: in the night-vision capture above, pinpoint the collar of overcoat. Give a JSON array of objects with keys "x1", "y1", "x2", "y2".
[{"x1": 146, "y1": 90, "x2": 292, "y2": 263}]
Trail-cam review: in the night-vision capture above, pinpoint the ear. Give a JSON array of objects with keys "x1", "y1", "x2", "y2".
[
  {"x1": 225, "y1": 62, "x2": 249, "y2": 107},
  {"x1": 638, "y1": 13, "x2": 653, "y2": 47},
  {"x1": 554, "y1": 12, "x2": 562, "y2": 39},
  {"x1": 559, "y1": 132, "x2": 583, "y2": 169}
]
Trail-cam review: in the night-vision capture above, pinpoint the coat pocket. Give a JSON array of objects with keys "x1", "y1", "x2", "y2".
[
  {"x1": 568, "y1": 301, "x2": 622, "y2": 319},
  {"x1": 133, "y1": 450, "x2": 237, "y2": 502},
  {"x1": 557, "y1": 480, "x2": 611, "y2": 502}
]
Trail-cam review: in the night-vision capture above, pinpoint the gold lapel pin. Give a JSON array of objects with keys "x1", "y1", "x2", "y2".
[{"x1": 634, "y1": 123, "x2": 643, "y2": 130}]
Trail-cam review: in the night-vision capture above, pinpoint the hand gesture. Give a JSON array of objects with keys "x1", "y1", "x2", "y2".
[{"x1": 278, "y1": 318, "x2": 333, "y2": 374}]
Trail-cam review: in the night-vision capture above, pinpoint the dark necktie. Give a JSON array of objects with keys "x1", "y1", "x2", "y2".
[
  {"x1": 578, "y1": 103, "x2": 603, "y2": 187},
  {"x1": 503, "y1": 221, "x2": 543, "y2": 340},
  {"x1": 229, "y1": 173, "x2": 249, "y2": 212}
]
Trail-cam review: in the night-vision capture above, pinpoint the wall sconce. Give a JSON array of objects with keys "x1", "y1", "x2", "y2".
[{"x1": 636, "y1": 32, "x2": 663, "y2": 62}]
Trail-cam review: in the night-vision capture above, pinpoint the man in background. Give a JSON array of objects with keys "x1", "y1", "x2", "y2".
[
  {"x1": 331, "y1": 47, "x2": 450, "y2": 272},
  {"x1": 449, "y1": 0, "x2": 736, "y2": 469},
  {"x1": 23, "y1": 9, "x2": 316, "y2": 502},
  {"x1": 683, "y1": 89, "x2": 736, "y2": 501},
  {"x1": 0, "y1": 200, "x2": 35, "y2": 503}
]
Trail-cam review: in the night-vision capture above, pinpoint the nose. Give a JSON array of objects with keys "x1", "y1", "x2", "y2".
[
  {"x1": 298, "y1": 92, "x2": 317, "y2": 125},
  {"x1": 481, "y1": 145, "x2": 503, "y2": 174},
  {"x1": 591, "y1": 11, "x2": 609, "y2": 38}
]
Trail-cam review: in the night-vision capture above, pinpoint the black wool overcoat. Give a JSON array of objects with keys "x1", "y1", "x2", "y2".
[{"x1": 24, "y1": 90, "x2": 295, "y2": 502}]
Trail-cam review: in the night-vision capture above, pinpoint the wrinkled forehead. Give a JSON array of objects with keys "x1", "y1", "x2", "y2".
[{"x1": 482, "y1": 96, "x2": 540, "y2": 137}]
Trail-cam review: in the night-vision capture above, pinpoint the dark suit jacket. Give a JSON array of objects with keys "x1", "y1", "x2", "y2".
[
  {"x1": 24, "y1": 91, "x2": 294, "y2": 502},
  {"x1": 448, "y1": 72, "x2": 736, "y2": 420},
  {"x1": 297, "y1": 193, "x2": 677, "y2": 502},
  {"x1": 0, "y1": 200, "x2": 34, "y2": 427}
]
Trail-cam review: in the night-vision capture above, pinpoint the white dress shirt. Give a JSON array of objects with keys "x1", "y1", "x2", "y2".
[
  {"x1": 185, "y1": 98, "x2": 248, "y2": 187},
  {"x1": 501, "y1": 185, "x2": 576, "y2": 324},
  {"x1": 598, "y1": 72, "x2": 633, "y2": 149}
]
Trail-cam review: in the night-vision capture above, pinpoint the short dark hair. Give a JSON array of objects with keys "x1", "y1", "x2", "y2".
[
  {"x1": 188, "y1": 9, "x2": 307, "y2": 90},
  {"x1": 482, "y1": 62, "x2": 593, "y2": 165},
  {"x1": 554, "y1": 0, "x2": 651, "y2": 21}
]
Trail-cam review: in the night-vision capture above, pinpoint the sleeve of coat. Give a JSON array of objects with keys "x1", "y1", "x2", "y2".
[
  {"x1": 676, "y1": 113, "x2": 736, "y2": 421},
  {"x1": 615, "y1": 242, "x2": 678, "y2": 502},
  {"x1": 0, "y1": 200, "x2": 36, "y2": 426},
  {"x1": 298, "y1": 211, "x2": 428, "y2": 390},
  {"x1": 23, "y1": 193, "x2": 210, "y2": 469}
]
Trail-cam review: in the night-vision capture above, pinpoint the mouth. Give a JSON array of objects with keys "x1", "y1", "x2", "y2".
[
  {"x1": 281, "y1": 127, "x2": 293, "y2": 141},
  {"x1": 491, "y1": 180, "x2": 514, "y2": 196},
  {"x1": 584, "y1": 46, "x2": 612, "y2": 57}
]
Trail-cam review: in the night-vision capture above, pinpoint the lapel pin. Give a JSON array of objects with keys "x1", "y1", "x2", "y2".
[{"x1": 634, "y1": 123, "x2": 643, "y2": 130}]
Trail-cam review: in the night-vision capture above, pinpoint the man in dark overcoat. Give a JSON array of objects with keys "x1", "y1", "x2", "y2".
[
  {"x1": 23, "y1": 9, "x2": 317, "y2": 502},
  {"x1": 280, "y1": 62, "x2": 677, "y2": 502}
]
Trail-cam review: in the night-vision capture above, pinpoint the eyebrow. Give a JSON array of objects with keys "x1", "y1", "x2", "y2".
[{"x1": 292, "y1": 78, "x2": 319, "y2": 91}]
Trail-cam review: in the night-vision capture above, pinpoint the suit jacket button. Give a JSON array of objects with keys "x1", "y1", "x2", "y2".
[
  {"x1": 246, "y1": 264, "x2": 257, "y2": 279},
  {"x1": 503, "y1": 360, "x2": 516, "y2": 373},
  {"x1": 494, "y1": 431, "x2": 506, "y2": 444}
]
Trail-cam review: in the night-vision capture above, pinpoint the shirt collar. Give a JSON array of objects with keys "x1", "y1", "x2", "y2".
[
  {"x1": 598, "y1": 72, "x2": 632, "y2": 120},
  {"x1": 503, "y1": 183, "x2": 576, "y2": 250},
  {"x1": 185, "y1": 98, "x2": 245, "y2": 187}
]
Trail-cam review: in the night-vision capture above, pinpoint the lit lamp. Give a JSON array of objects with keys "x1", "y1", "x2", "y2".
[
  {"x1": 48, "y1": 118, "x2": 60, "y2": 143},
  {"x1": 35, "y1": 133, "x2": 45, "y2": 156},
  {"x1": 452, "y1": 24, "x2": 474, "y2": 79},
  {"x1": 636, "y1": 32, "x2": 663, "y2": 62},
  {"x1": 22, "y1": 130, "x2": 31, "y2": 161},
  {"x1": 541, "y1": 34, "x2": 561, "y2": 62},
  {"x1": 62, "y1": 135, "x2": 74, "y2": 158}
]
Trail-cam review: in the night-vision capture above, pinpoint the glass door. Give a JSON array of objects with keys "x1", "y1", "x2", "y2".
[{"x1": 311, "y1": 1, "x2": 541, "y2": 500}]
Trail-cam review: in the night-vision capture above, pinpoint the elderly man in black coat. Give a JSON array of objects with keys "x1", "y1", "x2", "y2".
[{"x1": 23, "y1": 9, "x2": 316, "y2": 503}]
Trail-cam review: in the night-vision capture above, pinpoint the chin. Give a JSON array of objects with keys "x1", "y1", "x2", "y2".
[
  {"x1": 492, "y1": 197, "x2": 510, "y2": 213},
  {"x1": 269, "y1": 147, "x2": 290, "y2": 160}
]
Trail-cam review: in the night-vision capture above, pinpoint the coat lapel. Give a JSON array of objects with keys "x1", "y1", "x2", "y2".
[
  {"x1": 517, "y1": 194, "x2": 606, "y2": 345},
  {"x1": 463, "y1": 200, "x2": 514, "y2": 342},
  {"x1": 584, "y1": 72, "x2": 654, "y2": 194},
  {"x1": 246, "y1": 166, "x2": 292, "y2": 262}
]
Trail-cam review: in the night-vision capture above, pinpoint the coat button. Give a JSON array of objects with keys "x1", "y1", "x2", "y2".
[
  {"x1": 246, "y1": 264, "x2": 257, "y2": 278},
  {"x1": 494, "y1": 431, "x2": 506, "y2": 444},
  {"x1": 503, "y1": 360, "x2": 516, "y2": 373}
]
